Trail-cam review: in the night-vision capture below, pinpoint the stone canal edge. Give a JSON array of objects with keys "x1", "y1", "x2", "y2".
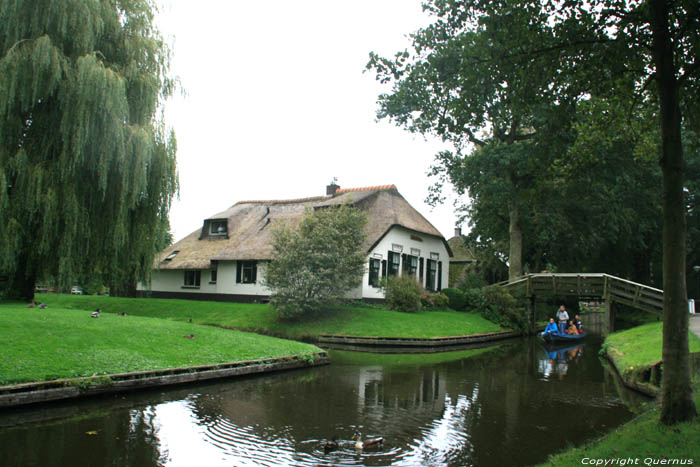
[{"x1": 0, "y1": 352, "x2": 330, "y2": 408}]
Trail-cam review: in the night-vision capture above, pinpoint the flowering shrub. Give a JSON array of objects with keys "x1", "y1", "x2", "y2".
[{"x1": 421, "y1": 292, "x2": 450, "y2": 310}]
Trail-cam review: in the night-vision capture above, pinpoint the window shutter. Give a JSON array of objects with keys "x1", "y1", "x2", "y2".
[
  {"x1": 437, "y1": 261, "x2": 443, "y2": 291},
  {"x1": 381, "y1": 259, "x2": 387, "y2": 277},
  {"x1": 252, "y1": 261, "x2": 258, "y2": 283},
  {"x1": 419, "y1": 258, "x2": 424, "y2": 285},
  {"x1": 236, "y1": 261, "x2": 242, "y2": 283}
]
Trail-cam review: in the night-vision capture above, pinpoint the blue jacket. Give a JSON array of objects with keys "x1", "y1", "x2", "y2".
[{"x1": 542, "y1": 322, "x2": 559, "y2": 335}]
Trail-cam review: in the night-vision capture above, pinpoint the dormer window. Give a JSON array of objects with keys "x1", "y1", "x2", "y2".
[
  {"x1": 210, "y1": 220, "x2": 227, "y2": 236},
  {"x1": 164, "y1": 250, "x2": 180, "y2": 261}
]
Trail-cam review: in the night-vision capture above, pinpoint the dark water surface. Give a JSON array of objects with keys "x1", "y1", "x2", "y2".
[{"x1": 0, "y1": 316, "x2": 643, "y2": 466}]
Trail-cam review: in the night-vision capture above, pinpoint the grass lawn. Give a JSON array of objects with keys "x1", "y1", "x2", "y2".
[
  {"x1": 0, "y1": 303, "x2": 321, "y2": 385},
  {"x1": 34, "y1": 294, "x2": 503, "y2": 340},
  {"x1": 541, "y1": 321, "x2": 700, "y2": 464},
  {"x1": 603, "y1": 321, "x2": 700, "y2": 377}
]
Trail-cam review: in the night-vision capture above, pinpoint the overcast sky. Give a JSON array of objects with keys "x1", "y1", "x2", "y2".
[{"x1": 157, "y1": 0, "x2": 463, "y2": 242}]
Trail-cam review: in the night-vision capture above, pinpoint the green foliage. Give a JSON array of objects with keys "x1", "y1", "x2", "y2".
[
  {"x1": 463, "y1": 288, "x2": 486, "y2": 312},
  {"x1": 0, "y1": 0, "x2": 178, "y2": 300},
  {"x1": 441, "y1": 287, "x2": 466, "y2": 310},
  {"x1": 480, "y1": 285, "x2": 527, "y2": 331},
  {"x1": 265, "y1": 205, "x2": 367, "y2": 321},
  {"x1": 422, "y1": 292, "x2": 450, "y2": 310},
  {"x1": 383, "y1": 275, "x2": 424, "y2": 313}
]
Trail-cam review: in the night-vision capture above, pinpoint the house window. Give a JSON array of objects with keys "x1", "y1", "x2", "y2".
[
  {"x1": 210, "y1": 220, "x2": 227, "y2": 236},
  {"x1": 184, "y1": 270, "x2": 201, "y2": 287},
  {"x1": 402, "y1": 254, "x2": 418, "y2": 276},
  {"x1": 236, "y1": 261, "x2": 257, "y2": 284},
  {"x1": 369, "y1": 258, "x2": 381, "y2": 287},
  {"x1": 388, "y1": 251, "x2": 400, "y2": 276},
  {"x1": 426, "y1": 259, "x2": 437, "y2": 292},
  {"x1": 210, "y1": 269, "x2": 217, "y2": 284}
]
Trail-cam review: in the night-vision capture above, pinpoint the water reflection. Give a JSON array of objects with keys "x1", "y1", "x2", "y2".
[{"x1": 0, "y1": 328, "x2": 639, "y2": 467}]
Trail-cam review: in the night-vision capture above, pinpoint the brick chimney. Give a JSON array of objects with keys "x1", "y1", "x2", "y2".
[
  {"x1": 454, "y1": 225, "x2": 462, "y2": 237},
  {"x1": 326, "y1": 179, "x2": 340, "y2": 195}
]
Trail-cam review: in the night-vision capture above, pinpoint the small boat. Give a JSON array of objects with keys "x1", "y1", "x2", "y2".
[{"x1": 539, "y1": 330, "x2": 585, "y2": 343}]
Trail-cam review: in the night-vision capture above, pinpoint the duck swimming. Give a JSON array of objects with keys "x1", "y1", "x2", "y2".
[
  {"x1": 322, "y1": 436, "x2": 340, "y2": 453},
  {"x1": 352, "y1": 431, "x2": 383, "y2": 450}
]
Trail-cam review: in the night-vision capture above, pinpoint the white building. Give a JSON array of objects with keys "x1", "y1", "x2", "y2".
[{"x1": 139, "y1": 184, "x2": 452, "y2": 302}]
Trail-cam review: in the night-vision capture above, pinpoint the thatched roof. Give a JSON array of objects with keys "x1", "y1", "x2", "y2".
[
  {"x1": 447, "y1": 235, "x2": 477, "y2": 263},
  {"x1": 155, "y1": 185, "x2": 452, "y2": 270}
]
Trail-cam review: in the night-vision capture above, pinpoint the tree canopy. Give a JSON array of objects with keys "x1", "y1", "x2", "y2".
[
  {"x1": 0, "y1": 0, "x2": 178, "y2": 299},
  {"x1": 369, "y1": 0, "x2": 699, "y2": 424},
  {"x1": 265, "y1": 204, "x2": 367, "y2": 320}
]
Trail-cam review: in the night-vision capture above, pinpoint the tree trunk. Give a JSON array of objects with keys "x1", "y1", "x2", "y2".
[
  {"x1": 508, "y1": 198, "x2": 523, "y2": 280},
  {"x1": 8, "y1": 255, "x2": 36, "y2": 302},
  {"x1": 650, "y1": 0, "x2": 698, "y2": 425}
]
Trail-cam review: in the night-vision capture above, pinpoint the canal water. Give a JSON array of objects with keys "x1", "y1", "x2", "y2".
[{"x1": 0, "y1": 316, "x2": 643, "y2": 467}]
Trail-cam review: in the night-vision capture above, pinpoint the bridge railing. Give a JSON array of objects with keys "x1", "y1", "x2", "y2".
[{"x1": 501, "y1": 273, "x2": 664, "y2": 314}]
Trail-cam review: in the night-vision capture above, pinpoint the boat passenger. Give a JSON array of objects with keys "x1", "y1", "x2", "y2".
[
  {"x1": 542, "y1": 318, "x2": 559, "y2": 336},
  {"x1": 556, "y1": 305, "x2": 569, "y2": 333},
  {"x1": 574, "y1": 314, "x2": 583, "y2": 333},
  {"x1": 566, "y1": 320, "x2": 579, "y2": 335}
]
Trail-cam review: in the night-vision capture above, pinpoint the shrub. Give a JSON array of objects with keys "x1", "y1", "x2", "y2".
[
  {"x1": 421, "y1": 292, "x2": 449, "y2": 310},
  {"x1": 266, "y1": 204, "x2": 367, "y2": 321},
  {"x1": 481, "y1": 285, "x2": 528, "y2": 330},
  {"x1": 384, "y1": 275, "x2": 423, "y2": 313},
  {"x1": 463, "y1": 287, "x2": 485, "y2": 311},
  {"x1": 457, "y1": 271, "x2": 486, "y2": 291},
  {"x1": 442, "y1": 287, "x2": 466, "y2": 310}
]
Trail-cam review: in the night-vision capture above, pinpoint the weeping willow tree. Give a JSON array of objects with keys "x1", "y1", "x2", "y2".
[{"x1": 0, "y1": 0, "x2": 178, "y2": 299}]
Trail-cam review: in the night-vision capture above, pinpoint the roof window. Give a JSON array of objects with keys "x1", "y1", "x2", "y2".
[
  {"x1": 210, "y1": 220, "x2": 227, "y2": 236},
  {"x1": 164, "y1": 250, "x2": 180, "y2": 261}
]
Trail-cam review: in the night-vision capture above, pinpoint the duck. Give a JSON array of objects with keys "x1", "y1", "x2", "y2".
[
  {"x1": 91, "y1": 309, "x2": 100, "y2": 318},
  {"x1": 322, "y1": 436, "x2": 340, "y2": 453},
  {"x1": 183, "y1": 334, "x2": 195, "y2": 339},
  {"x1": 352, "y1": 431, "x2": 383, "y2": 450}
]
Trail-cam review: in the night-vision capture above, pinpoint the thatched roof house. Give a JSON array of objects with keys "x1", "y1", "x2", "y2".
[{"x1": 140, "y1": 184, "x2": 452, "y2": 302}]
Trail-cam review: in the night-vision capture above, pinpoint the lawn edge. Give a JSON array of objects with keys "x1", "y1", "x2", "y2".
[{"x1": 0, "y1": 351, "x2": 329, "y2": 408}]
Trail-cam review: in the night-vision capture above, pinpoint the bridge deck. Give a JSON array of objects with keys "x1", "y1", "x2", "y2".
[{"x1": 502, "y1": 273, "x2": 664, "y2": 314}]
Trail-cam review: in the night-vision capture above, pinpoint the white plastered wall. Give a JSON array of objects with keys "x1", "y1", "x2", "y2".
[{"x1": 360, "y1": 226, "x2": 450, "y2": 300}]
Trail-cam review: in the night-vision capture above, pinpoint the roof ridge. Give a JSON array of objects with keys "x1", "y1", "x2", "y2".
[
  {"x1": 335, "y1": 184, "x2": 397, "y2": 194},
  {"x1": 234, "y1": 196, "x2": 328, "y2": 206},
  {"x1": 232, "y1": 185, "x2": 397, "y2": 206}
]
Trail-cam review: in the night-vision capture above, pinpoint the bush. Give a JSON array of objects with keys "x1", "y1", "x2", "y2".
[
  {"x1": 463, "y1": 287, "x2": 485, "y2": 311},
  {"x1": 442, "y1": 287, "x2": 466, "y2": 310},
  {"x1": 384, "y1": 276, "x2": 423, "y2": 313},
  {"x1": 266, "y1": 204, "x2": 367, "y2": 321},
  {"x1": 422, "y1": 292, "x2": 450, "y2": 310},
  {"x1": 457, "y1": 271, "x2": 486, "y2": 291},
  {"x1": 481, "y1": 285, "x2": 528, "y2": 330}
]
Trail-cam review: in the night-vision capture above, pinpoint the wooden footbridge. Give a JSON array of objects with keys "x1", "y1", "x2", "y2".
[{"x1": 502, "y1": 273, "x2": 664, "y2": 317}]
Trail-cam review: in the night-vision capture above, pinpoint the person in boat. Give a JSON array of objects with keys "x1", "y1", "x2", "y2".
[
  {"x1": 566, "y1": 320, "x2": 579, "y2": 335},
  {"x1": 542, "y1": 318, "x2": 559, "y2": 336},
  {"x1": 574, "y1": 314, "x2": 583, "y2": 333},
  {"x1": 556, "y1": 305, "x2": 570, "y2": 333}
]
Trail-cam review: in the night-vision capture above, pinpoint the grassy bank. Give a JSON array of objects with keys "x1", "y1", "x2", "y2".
[
  {"x1": 34, "y1": 294, "x2": 503, "y2": 340},
  {"x1": 542, "y1": 322, "x2": 700, "y2": 464},
  {"x1": 0, "y1": 303, "x2": 321, "y2": 385},
  {"x1": 603, "y1": 322, "x2": 700, "y2": 378}
]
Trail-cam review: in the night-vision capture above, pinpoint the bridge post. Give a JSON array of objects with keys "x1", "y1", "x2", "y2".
[
  {"x1": 604, "y1": 295, "x2": 616, "y2": 334},
  {"x1": 529, "y1": 295, "x2": 537, "y2": 332}
]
